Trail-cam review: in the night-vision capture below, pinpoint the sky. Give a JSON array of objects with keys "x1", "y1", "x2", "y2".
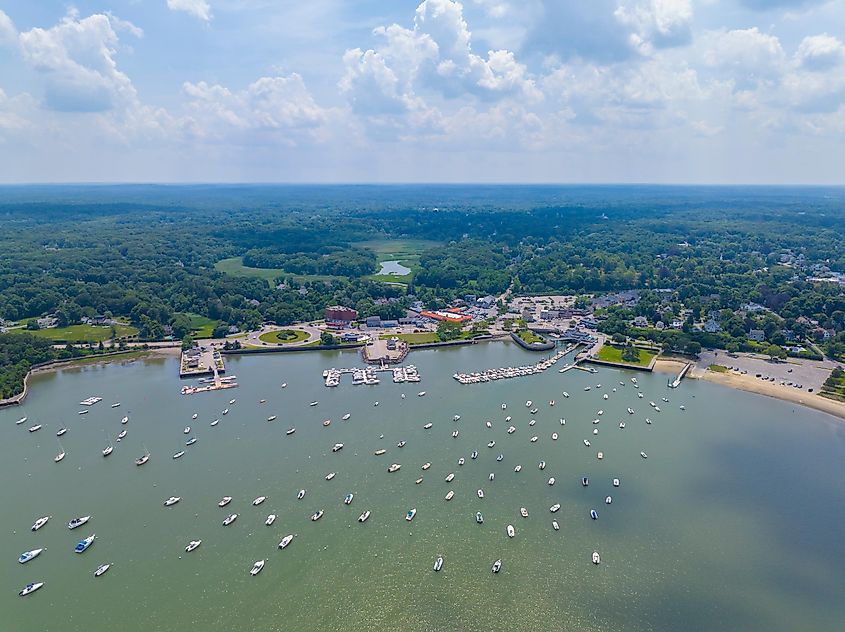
[{"x1": 0, "y1": 0, "x2": 844, "y2": 184}]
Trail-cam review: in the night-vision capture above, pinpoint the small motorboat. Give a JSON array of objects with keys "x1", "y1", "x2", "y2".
[
  {"x1": 679, "y1": 405, "x2": 686, "y2": 411},
  {"x1": 374, "y1": 449, "x2": 387, "y2": 456},
  {"x1": 488, "y1": 439, "x2": 496, "y2": 447},
  {"x1": 530, "y1": 436, "x2": 538, "y2": 443},
  {"x1": 74, "y1": 534, "x2": 96, "y2": 553},
  {"x1": 592, "y1": 551, "x2": 601, "y2": 565},
  {"x1": 417, "y1": 392, "x2": 426, "y2": 397},
  {"x1": 332, "y1": 443, "x2": 344, "y2": 452},
  {"x1": 173, "y1": 450, "x2": 185, "y2": 459},
  {"x1": 627, "y1": 408, "x2": 635, "y2": 415},
  {"x1": 433, "y1": 556, "x2": 443, "y2": 572},
  {"x1": 121, "y1": 416, "x2": 129, "y2": 424},
  {"x1": 646, "y1": 418, "x2": 652, "y2": 425},
  {"x1": 560, "y1": 418, "x2": 566, "y2": 425},
  {"x1": 538, "y1": 461, "x2": 546, "y2": 470},
  {"x1": 423, "y1": 423, "x2": 433, "y2": 429},
  {"x1": 529, "y1": 420, "x2": 536, "y2": 427},
  {"x1": 470, "y1": 451, "x2": 478, "y2": 460},
  {"x1": 185, "y1": 437, "x2": 197, "y2": 446},
  {"x1": 476, "y1": 512, "x2": 483, "y2": 524},
  {"x1": 278, "y1": 534, "x2": 294, "y2": 549},
  {"x1": 250, "y1": 560, "x2": 265, "y2": 576},
  {"x1": 549, "y1": 400, "x2": 555, "y2": 406},
  {"x1": 326, "y1": 472, "x2": 337, "y2": 480},
  {"x1": 421, "y1": 462, "x2": 431, "y2": 470},
  {"x1": 191, "y1": 413, "x2": 198, "y2": 420},
  {"x1": 267, "y1": 416, "x2": 277, "y2": 422},
  {"x1": 582, "y1": 477, "x2": 589, "y2": 487},
  {"x1": 477, "y1": 489, "x2": 484, "y2": 499},
  {"x1": 117, "y1": 430, "x2": 127, "y2": 441},
  {"x1": 550, "y1": 504, "x2": 560, "y2": 513},
  {"x1": 520, "y1": 507, "x2": 529, "y2": 518},
  {"x1": 507, "y1": 426, "x2": 516, "y2": 434},
  {"x1": 344, "y1": 493, "x2": 354, "y2": 505},
  {"x1": 286, "y1": 427, "x2": 295, "y2": 435},
  {"x1": 259, "y1": 399, "x2": 267, "y2": 404},
  {"x1": 185, "y1": 540, "x2": 201, "y2": 552},
  {"x1": 551, "y1": 432, "x2": 558, "y2": 440},
  {"x1": 489, "y1": 472, "x2": 495, "y2": 481},
  {"x1": 453, "y1": 415, "x2": 461, "y2": 421},
  {"x1": 506, "y1": 524, "x2": 515, "y2": 538},
  {"x1": 396, "y1": 441, "x2": 406, "y2": 448},
  {"x1": 525, "y1": 401, "x2": 532, "y2": 407},
  {"x1": 640, "y1": 451, "x2": 648, "y2": 459},
  {"x1": 605, "y1": 496, "x2": 612, "y2": 504},
  {"x1": 358, "y1": 510, "x2": 370, "y2": 523},
  {"x1": 415, "y1": 477, "x2": 423, "y2": 484},
  {"x1": 56, "y1": 428, "x2": 67, "y2": 437},
  {"x1": 496, "y1": 454, "x2": 504, "y2": 462},
  {"x1": 68, "y1": 516, "x2": 90, "y2": 529},
  {"x1": 662, "y1": 397, "x2": 669, "y2": 402},
  {"x1": 562, "y1": 392, "x2": 569, "y2": 398},
  {"x1": 19, "y1": 548, "x2": 43, "y2": 564},
  {"x1": 135, "y1": 453, "x2": 150, "y2": 466},
  {"x1": 265, "y1": 514, "x2": 276, "y2": 526},
  {"x1": 458, "y1": 457, "x2": 465, "y2": 466},
  {"x1": 445, "y1": 490, "x2": 455, "y2": 501},
  {"x1": 16, "y1": 417, "x2": 27, "y2": 425},
  {"x1": 311, "y1": 510, "x2": 324, "y2": 521},
  {"x1": 19, "y1": 582, "x2": 44, "y2": 597},
  {"x1": 253, "y1": 496, "x2": 266, "y2": 506},
  {"x1": 548, "y1": 477, "x2": 555, "y2": 486},
  {"x1": 452, "y1": 430, "x2": 459, "y2": 438},
  {"x1": 590, "y1": 509, "x2": 598, "y2": 520},
  {"x1": 501, "y1": 403, "x2": 507, "y2": 410},
  {"x1": 54, "y1": 449, "x2": 65, "y2": 463},
  {"x1": 322, "y1": 419, "x2": 331, "y2": 427},
  {"x1": 77, "y1": 411, "x2": 88, "y2": 415},
  {"x1": 309, "y1": 401, "x2": 319, "y2": 407},
  {"x1": 597, "y1": 452, "x2": 604, "y2": 460},
  {"x1": 222, "y1": 514, "x2": 238, "y2": 526},
  {"x1": 218, "y1": 496, "x2": 232, "y2": 507},
  {"x1": 111, "y1": 403, "x2": 121, "y2": 408},
  {"x1": 445, "y1": 473, "x2": 455, "y2": 482},
  {"x1": 619, "y1": 422, "x2": 626, "y2": 429},
  {"x1": 486, "y1": 421, "x2": 492, "y2": 429},
  {"x1": 222, "y1": 409, "x2": 229, "y2": 415},
  {"x1": 94, "y1": 563, "x2": 111, "y2": 577},
  {"x1": 613, "y1": 478, "x2": 620, "y2": 487},
  {"x1": 342, "y1": 414, "x2": 351, "y2": 421},
  {"x1": 514, "y1": 465, "x2": 522, "y2": 472},
  {"x1": 584, "y1": 439, "x2": 591, "y2": 447},
  {"x1": 31, "y1": 516, "x2": 50, "y2": 531},
  {"x1": 530, "y1": 408, "x2": 538, "y2": 415},
  {"x1": 387, "y1": 464, "x2": 401, "y2": 473},
  {"x1": 406, "y1": 508, "x2": 416, "y2": 521},
  {"x1": 183, "y1": 426, "x2": 191, "y2": 434},
  {"x1": 492, "y1": 559, "x2": 502, "y2": 573},
  {"x1": 28, "y1": 424, "x2": 42, "y2": 433},
  {"x1": 593, "y1": 429, "x2": 599, "y2": 435},
  {"x1": 552, "y1": 520, "x2": 560, "y2": 530},
  {"x1": 297, "y1": 489, "x2": 306, "y2": 500},
  {"x1": 163, "y1": 496, "x2": 181, "y2": 507},
  {"x1": 230, "y1": 399, "x2": 236, "y2": 405}
]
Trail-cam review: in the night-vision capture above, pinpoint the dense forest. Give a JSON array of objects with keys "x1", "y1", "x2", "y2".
[{"x1": 2, "y1": 184, "x2": 845, "y2": 398}]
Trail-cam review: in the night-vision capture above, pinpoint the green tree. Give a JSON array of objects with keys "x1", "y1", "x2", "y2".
[
  {"x1": 320, "y1": 331, "x2": 335, "y2": 345},
  {"x1": 181, "y1": 335, "x2": 195, "y2": 351},
  {"x1": 621, "y1": 344, "x2": 641, "y2": 363},
  {"x1": 25, "y1": 319, "x2": 40, "y2": 330},
  {"x1": 436, "y1": 320, "x2": 463, "y2": 341}
]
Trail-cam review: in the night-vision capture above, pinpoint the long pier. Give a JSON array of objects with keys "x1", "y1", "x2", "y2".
[{"x1": 669, "y1": 362, "x2": 693, "y2": 388}]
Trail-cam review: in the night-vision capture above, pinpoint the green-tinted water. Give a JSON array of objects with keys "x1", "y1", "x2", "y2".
[{"x1": 2, "y1": 343, "x2": 844, "y2": 631}]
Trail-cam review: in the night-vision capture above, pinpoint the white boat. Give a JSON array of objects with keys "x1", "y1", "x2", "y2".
[
  {"x1": 230, "y1": 399, "x2": 236, "y2": 404},
  {"x1": 662, "y1": 397, "x2": 669, "y2": 402},
  {"x1": 549, "y1": 400, "x2": 555, "y2": 406},
  {"x1": 135, "y1": 450, "x2": 150, "y2": 466},
  {"x1": 74, "y1": 534, "x2": 96, "y2": 553},
  {"x1": 548, "y1": 477, "x2": 555, "y2": 486},
  {"x1": 445, "y1": 473, "x2": 455, "y2": 482},
  {"x1": 387, "y1": 464, "x2": 401, "y2": 473},
  {"x1": 344, "y1": 493, "x2": 354, "y2": 505},
  {"x1": 77, "y1": 410, "x2": 88, "y2": 415},
  {"x1": 358, "y1": 510, "x2": 370, "y2": 522},
  {"x1": 311, "y1": 510, "x2": 324, "y2": 521},
  {"x1": 514, "y1": 464, "x2": 522, "y2": 472},
  {"x1": 679, "y1": 405, "x2": 686, "y2": 411},
  {"x1": 278, "y1": 534, "x2": 295, "y2": 550},
  {"x1": 16, "y1": 417, "x2": 27, "y2": 425},
  {"x1": 477, "y1": 489, "x2": 484, "y2": 498},
  {"x1": 259, "y1": 399, "x2": 266, "y2": 404},
  {"x1": 94, "y1": 563, "x2": 111, "y2": 577},
  {"x1": 19, "y1": 582, "x2": 44, "y2": 597},
  {"x1": 485, "y1": 421, "x2": 492, "y2": 428},
  {"x1": 185, "y1": 437, "x2": 197, "y2": 446},
  {"x1": 183, "y1": 426, "x2": 191, "y2": 434},
  {"x1": 551, "y1": 433, "x2": 558, "y2": 440},
  {"x1": 525, "y1": 401, "x2": 532, "y2": 407},
  {"x1": 458, "y1": 457, "x2": 465, "y2": 466},
  {"x1": 627, "y1": 408, "x2": 635, "y2": 415},
  {"x1": 326, "y1": 472, "x2": 337, "y2": 480},
  {"x1": 563, "y1": 392, "x2": 569, "y2": 398},
  {"x1": 590, "y1": 509, "x2": 598, "y2": 520},
  {"x1": 538, "y1": 461, "x2": 546, "y2": 470},
  {"x1": 54, "y1": 449, "x2": 65, "y2": 463},
  {"x1": 111, "y1": 403, "x2": 120, "y2": 408},
  {"x1": 396, "y1": 441, "x2": 405, "y2": 448},
  {"x1": 487, "y1": 440, "x2": 495, "y2": 448},
  {"x1": 185, "y1": 540, "x2": 201, "y2": 552},
  {"x1": 641, "y1": 451, "x2": 648, "y2": 459},
  {"x1": 471, "y1": 450, "x2": 478, "y2": 460},
  {"x1": 28, "y1": 424, "x2": 42, "y2": 433},
  {"x1": 452, "y1": 430, "x2": 459, "y2": 438},
  {"x1": 56, "y1": 427, "x2": 67, "y2": 437},
  {"x1": 433, "y1": 556, "x2": 443, "y2": 572},
  {"x1": 605, "y1": 496, "x2": 612, "y2": 504},
  {"x1": 492, "y1": 559, "x2": 502, "y2": 573},
  {"x1": 218, "y1": 496, "x2": 232, "y2": 507},
  {"x1": 68, "y1": 515, "x2": 90, "y2": 529},
  {"x1": 374, "y1": 449, "x2": 387, "y2": 456},
  {"x1": 222, "y1": 513, "x2": 238, "y2": 526},
  {"x1": 501, "y1": 403, "x2": 507, "y2": 410},
  {"x1": 560, "y1": 418, "x2": 566, "y2": 425},
  {"x1": 191, "y1": 413, "x2": 198, "y2": 420},
  {"x1": 603, "y1": 394, "x2": 609, "y2": 400},
  {"x1": 342, "y1": 414, "x2": 351, "y2": 421},
  {"x1": 619, "y1": 422, "x2": 626, "y2": 429},
  {"x1": 593, "y1": 428, "x2": 599, "y2": 435},
  {"x1": 507, "y1": 524, "x2": 515, "y2": 538},
  {"x1": 121, "y1": 416, "x2": 129, "y2": 424},
  {"x1": 552, "y1": 520, "x2": 560, "y2": 530},
  {"x1": 550, "y1": 504, "x2": 561, "y2": 513},
  {"x1": 406, "y1": 508, "x2": 416, "y2": 521},
  {"x1": 646, "y1": 418, "x2": 652, "y2": 424},
  {"x1": 267, "y1": 416, "x2": 277, "y2": 422},
  {"x1": 415, "y1": 477, "x2": 423, "y2": 484},
  {"x1": 117, "y1": 430, "x2": 127, "y2": 441},
  {"x1": 250, "y1": 560, "x2": 265, "y2": 576},
  {"x1": 507, "y1": 426, "x2": 516, "y2": 434},
  {"x1": 583, "y1": 439, "x2": 591, "y2": 447},
  {"x1": 210, "y1": 418, "x2": 220, "y2": 426},
  {"x1": 297, "y1": 489, "x2": 306, "y2": 500},
  {"x1": 222, "y1": 409, "x2": 229, "y2": 415},
  {"x1": 613, "y1": 478, "x2": 620, "y2": 487},
  {"x1": 31, "y1": 516, "x2": 50, "y2": 531},
  {"x1": 286, "y1": 427, "x2": 295, "y2": 435},
  {"x1": 423, "y1": 423, "x2": 433, "y2": 429},
  {"x1": 445, "y1": 490, "x2": 454, "y2": 501},
  {"x1": 476, "y1": 511, "x2": 484, "y2": 524},
  {"x1": 520, "y1": 507, "x2": 529, "y2": 518},
  {"x1": 597, "y1": 452, "x2": 604, "y2": 460},
  {"x1": 453, "y1": 415, "x2": 461, "y2": 421},
  {"x1": 309, "y1": 401, "x2": 318, "y2": 407},
  {"x1": 163, "y1": 496, "x2": 180, "y2": 507},
  {"x1": 592, "y1": 551, "x2": 601, "y2": 565},
  {"x1": 172, "y1": 450, "x2": 185, "y2": 459},
  {"x1": 18, "y1": 548, "x2": 43, "y2": 564},
  {"x1": 530, "y1": 436, "x2": 538, "y2": 443},
  {"x1": 332, "y1": 443, "x2": 344, "y2": 452},
  {"x1": 422, "y1": 462, "x2": 431, "y2": 470},
  {"x1": 417, "y1": 392, "x2": 426, "y2": 397}
]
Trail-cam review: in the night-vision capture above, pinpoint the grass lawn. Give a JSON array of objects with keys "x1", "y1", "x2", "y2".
[
  {"x1": 708, "y1": 364, "x2": 729, "y2": 373},
  {"x1": 10, "y1": 323, "x2": 138, "y2": 343},
  {"x1": 515, "y1": 329, "x2": 546, "y2": 344},
  {"x1": 215, "y1": 257, "x2": 345, "y2": 284},
  {"x1": 380, "y1": 332, "x2": 439, "y2": 345},
  {"x1": 259, "y1": 329, "x2": 310, "y2": 344},
  {"x1": 596, "y1": 344, "x2": 658, "y2": 367},
  {"x1": 820, "y1": 369, "x2": 845, "y2": 402},
  {"x1": 184, "y1": 313, "x2": 220, "y2": 339}
]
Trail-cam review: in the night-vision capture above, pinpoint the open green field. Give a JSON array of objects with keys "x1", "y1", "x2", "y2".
[
  {"x1": 708, "y1": 364, "x2": 729, "y2": 373},
  {"x1": 8, "y1": 323, "x2": 138, "y2": 343},
  {"x1": 515, "y1": 329, "x2": 546, "y2": 345},
  {"x1": 358, "y1": 239, "x2": 441, "y2": 284},
  {"x1": 182, "y1": 313, "x2": 221, "y2": 338},
  {"x1": 259, "y1": 329, "x2": 310, "y2": 345},
  {"x1": 215, "y1": 257, "x2": 345, "y2": 283},
  {"x1": 820, "y1": 368, "x2": 845, "y2": 402},
  {"x1": 596, "y1": 344, "x2": 658, "y2": 367},
  {"x1": 380, "y1": 332, "x2": 439, "y2": 345}
]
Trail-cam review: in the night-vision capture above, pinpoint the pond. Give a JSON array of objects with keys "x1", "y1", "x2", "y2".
[{"x1": 376, "y1": 260, "x2": 411, "y2": 276}]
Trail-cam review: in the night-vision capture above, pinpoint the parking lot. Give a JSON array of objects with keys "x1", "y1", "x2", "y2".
[{"x1": 697, "y1": 350, "x2": 838, "y2": 392}]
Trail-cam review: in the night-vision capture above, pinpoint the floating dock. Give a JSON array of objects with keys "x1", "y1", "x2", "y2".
[
  {"x1": 323, "y1": 365, "x2": 421, "y2": 387},
  {"x1": 181, "y1": 366, "x2": 238, "y2": 395},
  {"x1": 453, "y1": 345, "x2": 580, "y2": 385}
]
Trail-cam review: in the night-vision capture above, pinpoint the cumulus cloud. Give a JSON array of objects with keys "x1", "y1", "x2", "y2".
[
  {"x1": 0, "y1": 9, "x2": 17, "y2": 48},
  {"x1": 795, "y1": 33, "x2": 845, "y2": 71},
  {"x1": 702, "y1": 27, "x2": 785, "y2": 82},
  {"x1": 737, "y1": 0, "x2": 830, "y2": 10},
  {"x1": 166, "y1": 0, "x2": 213, "y2": 23}
]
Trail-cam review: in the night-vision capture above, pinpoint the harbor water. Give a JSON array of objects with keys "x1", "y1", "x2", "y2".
[{"x1": 2, "y1": 342, "x2": 845, "y2": 631}]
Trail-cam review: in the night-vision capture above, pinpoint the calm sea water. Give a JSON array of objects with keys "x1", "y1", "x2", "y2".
[{"x1": 2, "y1": 343, "x2": 844, "y2": 632}]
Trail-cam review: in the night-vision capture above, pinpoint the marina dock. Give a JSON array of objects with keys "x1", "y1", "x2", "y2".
[
  {"x1": 181, "y1": 365, "x2": 238, "y2": 395},
  {"x1": 452, "y1": 345, "x2": 580, "y2": 385},
  {"x1": 324, "y1": 365, "x2": 421, "y2": 387}
]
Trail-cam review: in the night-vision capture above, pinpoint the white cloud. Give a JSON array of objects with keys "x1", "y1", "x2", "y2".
[
  {"x1": 795, "y1": 33, "x2": 845, "y2": 70},
  {"x1": 0, "y1": 9, "x2": 17, "y2": 48},
  {"x1": 702, "y1": 27, "x2": 785, "y2": 81},
  {"x1": 472, "y1": 0, "x2": 510, "y2": 18},
  {"x1": 166, "y1": 0, "x2": 213, "y2": 23},
  {"x1": 615, "y1": 0, "x2": 694, "y2": 51}
]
